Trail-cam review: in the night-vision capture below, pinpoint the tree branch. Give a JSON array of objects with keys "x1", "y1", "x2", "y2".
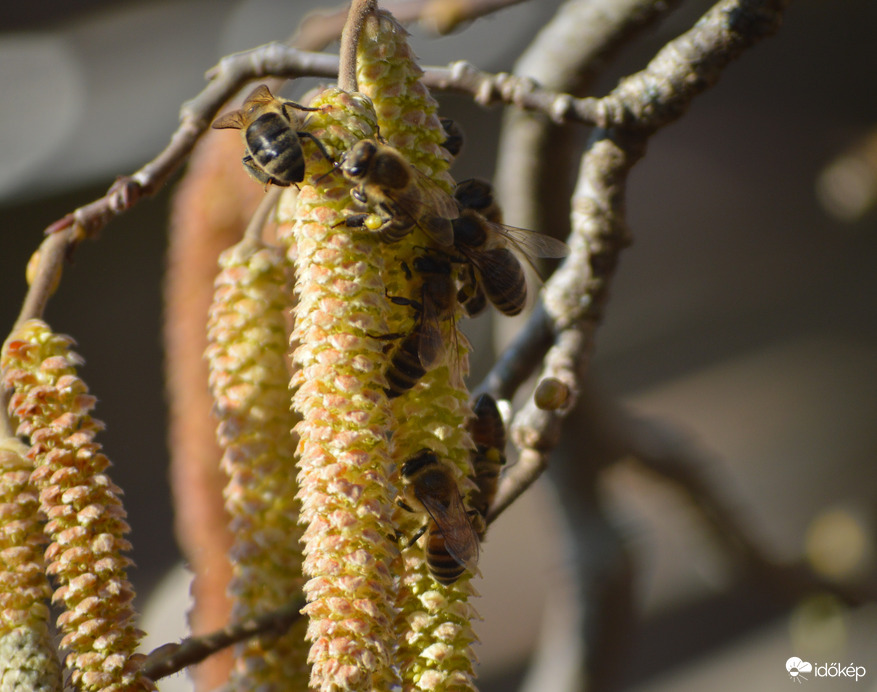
[
  {"x1": 495, "y1": 0, "x2": 682, "y2": 245},
  {"x1": 474, "y1": 302, "x2": 554, "y2": 402},
  {"x1": 490, "y1": 0, "x2": 791, "y2": 520},
  {"x1": 477, "y1": 0, "x2": 683, "y2": 407}
]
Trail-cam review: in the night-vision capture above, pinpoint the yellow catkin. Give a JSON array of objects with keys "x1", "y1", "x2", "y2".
[
  {"x1": 277, "y1": 88, "x2": 402, "y2": 691},
  {"x1": 205, "y1": 239, "x2": 309, "y2": 690},
  {"x1": 1, "y1": 320, "x2": 152, "y2": 692},
  {"x1": 0, "y1": 437, "x2": 62, "y2": 692},
  {"x1": 356, "y1": 10, "x2": 480, "y2": 691}
]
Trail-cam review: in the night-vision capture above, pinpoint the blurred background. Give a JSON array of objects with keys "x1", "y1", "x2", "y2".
[{"x1": 2, "y1": 1, "x2": 877, "y2": 690}]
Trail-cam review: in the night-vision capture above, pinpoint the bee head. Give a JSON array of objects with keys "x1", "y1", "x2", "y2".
[
  {"x1": 472, "y1": 392, "x2": 500, "y2": 423},
  {"x1": 440, "y1": 117, "x2": 464, "y2": 158},
  {"x1": 454, "y1": 179, "x2": 494, "y2": 213},
  {"x1": 452, "y1": 211, "x2": 488, "y2": 249},
  {"x1": 342, "y1": 140, "x2": 377, "y2": 180},
  {"x1": 401, "y1": 449, "x2": 439, "y2": 479}
]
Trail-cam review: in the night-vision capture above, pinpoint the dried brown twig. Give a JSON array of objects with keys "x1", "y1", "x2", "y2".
[{"x1": 141, "y1": 599, "x2": 305, "y2": 681}]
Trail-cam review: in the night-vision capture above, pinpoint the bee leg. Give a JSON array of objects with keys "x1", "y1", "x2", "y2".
[
  {"x1": 298, "y1": 131, "x2": 336, "y2": 166},
  {"x1": 366, "y1": 330, "x2": 406, "y2": 341},
  {"x1": 242, "y1": 156, "x2": 287, "y2": 187},
  {"x1": 339, "y1": 213, "x2": 371, "y2": 229},
  {"x1": 386, "y1": 294, "x2": 422, "y2": 311},
  {"x1": 352, "y1": 187, "x2": 369, "y2": 205},
  {"x1": 406, "y1": 523, "x2": 428, "y2": 548},
  {"x1": 281, "y1": 100, "x2": 324, "y2": 114},
  {"x1": 388, "y1": 529, "x2": 405, "y2": 544}
]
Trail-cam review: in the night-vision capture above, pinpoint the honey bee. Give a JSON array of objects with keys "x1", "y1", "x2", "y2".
[
  {"x1": 399, "y1": 449, "x2": 480, "y2": 585},
  {"x1": 339, "y1": 139, "x2": 458, "y2": 246},
  {"x1": 440, "y1": 117, "x2": 464, "y2": 158},
  {"x1": 453, "y1": 177, "x2": 502, "y2": 223},
  {"x1": 212, "y1": 84, "x2": 331, "y2": 187},
  {"x1": 452, "y1": 178, "x2": 502, "y2": 316},
  {"x1": 383, "y1": 254, "x2": 457, "y2": 398},
  {"x1": 466, "y1": 393, "x2": 507, "y2": 530},
  {"x1": 383, "y1": 330, "x2": 426, "y2": 400},
  {"x1": 451, "y1": 179, "x2": 569, "y2": 316}
]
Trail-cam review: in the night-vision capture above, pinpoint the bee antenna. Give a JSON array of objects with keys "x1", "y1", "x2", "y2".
[{"x1": 311, "y1": 159, "x2": 344, "y2": 187}]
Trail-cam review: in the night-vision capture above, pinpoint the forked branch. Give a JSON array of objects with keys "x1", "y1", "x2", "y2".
[{"x1": 487, "y1": 0, "x2": 790, "y2": 520}]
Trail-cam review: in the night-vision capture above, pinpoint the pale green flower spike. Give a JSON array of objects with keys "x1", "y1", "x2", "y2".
[
  {"x1": 0, "y1": 437, "x2": 62, "y2": 692},
  {"x1": 1, "y1": 320, "x2": 152, "y2": 692},
  {"x1": 206, "y1": 239, "x2": 308, "y2": 690},
  {"x1": 278, "y1": 89, "x2": 403, "y2": 692},
  {"x1": 357, "y1": 10, "x2": 481, "y2": 692}
]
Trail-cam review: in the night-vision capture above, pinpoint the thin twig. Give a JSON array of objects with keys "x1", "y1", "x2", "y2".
[
  {"x1": 243, "y1": 187, "x2": 283, "y2": 244},
  {"x1": 15, "y1": 49, "x2": 334, "y2": 318},
  {"x1": 474, "y1": 302, "x2": 553, "y2": 402},
  {"x1": 338, "y1": 0, "x2": 377, "y2": 92},
  {"x1": 141, "y1": 599, "x2": 305, "y2": 681},
  {"x1": 200, "y1": 48, "x2": 608, "y2": 125},
  {"x1": 495, "y1": 0, "x2": 682, "y2": 241},
  {"x1": 15, "y1": 227, "x2": 74, "y2": 328}
]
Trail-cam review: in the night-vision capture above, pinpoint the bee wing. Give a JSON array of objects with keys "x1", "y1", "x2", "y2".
[
  {"x1": 416, "y1": 295, "x2": 445, "y2": 369},
  {"x1": 419, "y1": 489, "x2": 480, "y2": 571},
  {"x1": 212, "y1": 110, "x2": 245, "y2": 130},
  {"x1": 243, "y1": 84, "x2": 275, "y2": 105},
  {"x1": 408, "y1": 169, "x2": 459, "y2": 246},
  {"x1": 463, "y1": 246, "x2": 530, "y2": 299},
  {"x1": 419, "y1": 214, "x2": 454, "y2": 248},
  {"x1": 415, "y1": 175, "x2": 460, "y2": 221},
  {"x1": 475, "y1": 221, "x2": 568, "y2": 283},
  {"x1": 490, "y1": 222, "x2": 570, "y2": 259}
]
